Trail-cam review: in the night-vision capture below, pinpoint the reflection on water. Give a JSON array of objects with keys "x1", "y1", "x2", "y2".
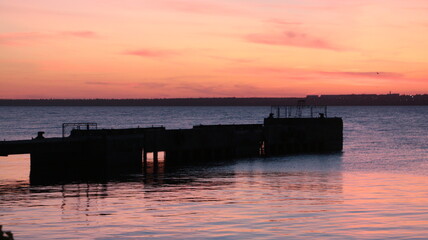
[
  {"x1": 1, "y1": 153, "x2": 428, "y2": 239},
  {"x1": 0, "y1": 155, "x2": 346, "y2": 239}
]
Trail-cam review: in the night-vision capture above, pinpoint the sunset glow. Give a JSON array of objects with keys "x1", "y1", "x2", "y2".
[{"x1": 1, "y1": 0, "x2": 428, "y2": 98}]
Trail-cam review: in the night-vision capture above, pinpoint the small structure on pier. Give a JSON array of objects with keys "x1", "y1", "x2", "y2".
[
  {"x1": 270, "y1": 101, "x2": 328, "y2": 118},
  {"x1": 0, "y1": 107, "x2": 343, "y2": 183},
  {"x1": 62, "y1": 122, "x2": 97, "y2": 137}
]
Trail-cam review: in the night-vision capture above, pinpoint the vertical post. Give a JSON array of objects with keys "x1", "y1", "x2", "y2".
[
  {"x1": 310, "y1": 106, "x2": 313, "y2": 118},
  {"x1": 277, "y1": 107, "x2": 280, "y2": 118},
  {"x1": 143, "y1": 150, "x2": 147, "y2": 167},
  {"x1": 153, "y1": 151, "x2": 158, "y2": 165},
  {"x1": 153, "y1": 151, "x2": 159, "y2": 173},
  {"x1": 325, "y1": 106, "x2": 328, "y2": 118}
]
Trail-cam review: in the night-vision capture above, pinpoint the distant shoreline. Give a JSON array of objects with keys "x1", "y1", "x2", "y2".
[{"x1": 0, "y1": 94, "x2": 427, "y2": 106}]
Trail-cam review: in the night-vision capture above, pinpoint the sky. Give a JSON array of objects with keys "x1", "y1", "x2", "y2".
[{"x1": 1, "y1": 0, "x2": 428, "y2": 98}]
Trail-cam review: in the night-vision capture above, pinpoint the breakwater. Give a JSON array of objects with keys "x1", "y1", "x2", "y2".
[{"x1": 0, "y1": 116, "x2": 342, "y2": 183}]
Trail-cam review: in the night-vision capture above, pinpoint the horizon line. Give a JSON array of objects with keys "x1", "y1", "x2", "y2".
[{"x1": 0, "y1": 93, "x2": 427, "y2": 100}]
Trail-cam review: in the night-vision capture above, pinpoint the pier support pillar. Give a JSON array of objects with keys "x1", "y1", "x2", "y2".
[
  {"x1": 143, "y1": 151, "x2": 147, "y2": 168},
  {"x1": 153, "y1": 151, "x2": 159, "y2": 165}
]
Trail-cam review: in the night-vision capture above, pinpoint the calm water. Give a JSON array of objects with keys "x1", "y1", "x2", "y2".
[{"x1": 0, "y1": 106, "x2": 427, "y2": 239}]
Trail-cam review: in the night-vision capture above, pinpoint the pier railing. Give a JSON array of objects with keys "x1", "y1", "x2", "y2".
[
  {"x1": 270, "y1": 105, "x2": 327, "y2": 118},
  {"x1": 62, "y1": 123, "x2": 97, "y2": 138}
]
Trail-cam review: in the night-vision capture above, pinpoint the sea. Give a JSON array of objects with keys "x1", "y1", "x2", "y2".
[{"x1": 0, "y1": 106, "x2": 427, "y2": 240}]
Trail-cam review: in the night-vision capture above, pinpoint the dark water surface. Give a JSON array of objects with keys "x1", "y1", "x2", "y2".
[{"x1": 0, "y1": 106, "x2": 427, "y2": 239}]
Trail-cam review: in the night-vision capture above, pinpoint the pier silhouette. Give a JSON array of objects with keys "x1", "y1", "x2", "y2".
[{"x1": 0, "y1": 107, "x2": 342, "y2": 184}]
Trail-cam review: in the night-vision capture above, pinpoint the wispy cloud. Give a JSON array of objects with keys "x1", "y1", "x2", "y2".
[
  {"x1": 224, "y1": 66, "x2": 404, "y2": 82},
  {"x1": 136, "y1": 82, "x2": 167, "y2": 88},
  {"x1": 149, "y1": 75, "x2": 215, "y2": 81},
  {"x1": 207, "y1": 55, "x2": 254, "y2": 63},
  {"x1": 85, "y1": 80, "x2": 170, "y2": 88},
  {"x1": 123, "y1": 49, "x2": 179, "y2": 58},
  {"x1": 318, "y1": 71, "x2": 403, "y2": 78},
  {"x1": 85, "y1": 81, "x2": 118, "y2": 86},
  {"x1": 152, "y1": 0, "x2": 242, "y2": 15},
  {"x1": 266, "y1": 19, "x2": 302, "y2": 26},
  {"x1": 174, "y1": 81, "x2": 305, "y2": 97},
  {"x1": 0, "y1": 31, "x2": 98, "y2": 45},
  {"x1": 60, "y1": 31, "x2": 98, "y2": 38},
  {"x1": 0, "y1": 32, "x2": 45, "y2": 45},
  {"x1": 224, "y1": 66, "x2": 309, "y2": 77},
  {"x1": 176, "y1": 82, "x2": 225, "y2": 96},
  {"x1": 245, "y1": 31, "x2": 341, "y2": 50}
]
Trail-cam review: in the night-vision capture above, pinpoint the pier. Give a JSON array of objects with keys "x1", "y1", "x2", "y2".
[{"x1": 0, "y1": 107, "x2": 343, "y2": 183}]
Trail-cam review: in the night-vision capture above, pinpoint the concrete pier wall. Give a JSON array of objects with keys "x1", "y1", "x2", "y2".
[
  {"x1": 29, "y1": 138, "x2": 107, "y2": 182},
  {"x1": 263, "y1": 118, "x2": 343, "y2": 155},
  {"x1": 0, "y1": 117, "x2": 343, "y2": 183},
  {"x1": 164, "y1": 124, "x2": 263, "y2": 164}
]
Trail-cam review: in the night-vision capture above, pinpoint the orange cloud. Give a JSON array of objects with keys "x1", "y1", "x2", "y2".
[
  {"x1": 224, "y1": 66, "x2": 309, "y2": 77},
  {"x1": 60, "y1": 31, "x2": 98, "y2": 38},
  {"x1": 318, "y1": 71, "x2": 403, "y2": 79},
  {"x1": 136, "y1": 82, "x2": 168, "y2": 88},
  {"x1": 85, "y1": 81, "x2": 122, "y2": 86},
  {"x1": 206, "y1": 55, "x2": 254, "y2": 63},
  {"x1": 266, "y1": 19, "x2": 302, "y2": 26},
  {"x1": 223, "y1": 67, "x2": 409, "y2": 87},
  {"x1": 123, "y1": 49, "x2": 179, "y2": 58},
  {"x1": 245, "y1": 31, "x2": 341, "y2": 50},
  {"x1": 0, "y1": 32, "x2": 46, "y2": 45},
  {"x1": 0, "y1": 31, "x2": 98, "y2": 45},
  {"x1": 152, "y1": 0, "x2": 242, "y2": 15}
]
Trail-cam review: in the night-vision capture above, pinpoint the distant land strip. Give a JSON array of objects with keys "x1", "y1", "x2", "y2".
[{"x1": 0, "y1": 94, "x2": 427, "y2": 106}]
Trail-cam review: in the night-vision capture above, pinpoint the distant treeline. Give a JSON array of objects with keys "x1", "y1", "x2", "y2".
[{"x1": 0, "y1": 94, "x2": 427, "y2": 106}]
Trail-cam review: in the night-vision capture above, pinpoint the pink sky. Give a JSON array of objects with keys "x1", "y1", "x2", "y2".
[{"x1": 1, "y1": 0, "x2": 428, "y2": 98}]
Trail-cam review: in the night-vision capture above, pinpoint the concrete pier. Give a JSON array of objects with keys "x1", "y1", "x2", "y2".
[{"x1": 0, "y1": 116, "x2": 343, "y2": 183}]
